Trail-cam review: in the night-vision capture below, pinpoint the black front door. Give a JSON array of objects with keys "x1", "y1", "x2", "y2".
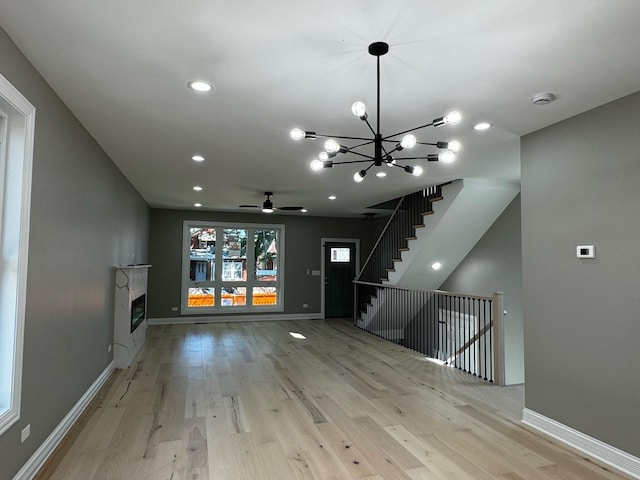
[{"x1": 324, "y1": 241, "x2": 356, "y2": 318}]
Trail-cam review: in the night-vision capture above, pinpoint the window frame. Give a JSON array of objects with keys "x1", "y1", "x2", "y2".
[
  {"x1": 0, "y1": 73, "x2": 35, "y2": 436},
  {"x1": 181, "y1": 220, "x2": 285, "y2": 314}
]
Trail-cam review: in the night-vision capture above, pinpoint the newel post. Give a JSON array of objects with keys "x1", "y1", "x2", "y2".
[{"x1": 492, "y1": 291, "x2": 505, "y2": 386}]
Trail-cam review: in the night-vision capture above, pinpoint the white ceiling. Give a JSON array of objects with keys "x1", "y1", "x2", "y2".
[{"x1": 2, "y1": 0, "x2": 640, "y2": 217}]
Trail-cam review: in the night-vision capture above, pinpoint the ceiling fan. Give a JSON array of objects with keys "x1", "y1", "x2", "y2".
[{"x1": 239, "y1": 192, "x2": 305, "y2": 213}]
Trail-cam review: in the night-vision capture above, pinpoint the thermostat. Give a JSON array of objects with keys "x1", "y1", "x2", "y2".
[{"x1": 576, "y1": 245, "x2": 595, "y2": 259}]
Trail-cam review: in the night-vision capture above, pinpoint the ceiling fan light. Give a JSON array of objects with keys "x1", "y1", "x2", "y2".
[
  {"x1": 400, "y1": 134, "x2": 417, "y2": 149},
  {"x1": 262, "y1": 198, "x2": 274, "y2": 213},
  {"x1": 324, "y1": 139, "x2": 340, "y2": 153},
  {"x1": 351, "y1": 101, "x2": 368, "y2": 120}
]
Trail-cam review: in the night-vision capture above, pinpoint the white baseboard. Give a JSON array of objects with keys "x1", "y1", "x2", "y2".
[
  {"x1": 522, "y1": 408, "x2": 640, "y2": 479},
  {"x1": 13, "y1": 362, "x2": 115, "y2": 480},
  {"x1": 148, "y1": 312, "x2": 324, "y2": 325}
]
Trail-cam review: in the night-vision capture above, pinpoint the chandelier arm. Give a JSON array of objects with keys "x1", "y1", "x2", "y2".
[
  {"x1": 314, "y1": 134, "x2": 373, "y2": 141},
  {"x1": 347, "y1": 150, "x2": 376, "y2": 160},
  {"x1": 363, "y1": 117, "x2": 377, "y2": 137},
  {"x1": 349, "y1": 139, "x2": 376, "y2": 148},
  {"x1": 330, "y1": 158, "x2": 375, "y2": 166},
  {"x1": 390, "y1": 161, "x2": 411, "y2": 169},
  {"x1": 382, "y1": 121, "x2": 436, "y2": 141},
  {"x1": 392, "y1": 156, "x2": 433, "y2": 161}
]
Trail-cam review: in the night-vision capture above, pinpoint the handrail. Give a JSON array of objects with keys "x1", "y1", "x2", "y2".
[
  {"x1": 353, "y1": 279, "x2": 493, "y2": 302},
  {"x1": 358, "y1": 196, "x2": 404, "y2": 278}
]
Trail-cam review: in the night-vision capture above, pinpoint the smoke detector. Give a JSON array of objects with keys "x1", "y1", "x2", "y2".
[{"x1": 531, "y1": 92, "x2": 557, "y2": 105}]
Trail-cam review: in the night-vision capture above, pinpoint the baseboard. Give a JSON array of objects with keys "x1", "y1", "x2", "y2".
[
  {"x1": 148, "y1": 312, "x2": 324, "y2": 325},
  {"x1": 522, "y1": 408, "x2": 640, "y2": 479},
  {"x1": 13, "y1": 362, "x2": 115, "y2": 480}
]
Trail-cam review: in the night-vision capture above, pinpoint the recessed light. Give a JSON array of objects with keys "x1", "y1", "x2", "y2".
[
  {"x1": 431, "y1": 262, "x2": 442, "y2": 270},
  {"x1": 192, "y1": 155, "x2": 205, "y2": 162},
  {"x1": 474, "y1": 122, "x2": 491, "y2": 131},
  {"x1": 328, "y1": 195, "x2": 337, "y2": 200},
  {"x1": 376, "y1": 171, "x2": 387, "y2": 178},
  {"x1": 194, "y1": 203, "x2": 202, "y2": 208},
  {"x1": 193, "y1": 186, "x2": 203, "y2": 191},
  {"x1": 187, "y1": 80, "x2": 214, "y2": 92},
  {"x1": 301, "y1": 209, "x2": 308, "y2": 213}
]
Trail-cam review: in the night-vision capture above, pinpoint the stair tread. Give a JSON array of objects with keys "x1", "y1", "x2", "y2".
[
  {"x1": 421, "y1": 211, "x2": 434, "y2": 216},
  {"x1": 406, "y1": 236, "x2": 417, "y2": 240},
  {"x1": 413, "y1": 224, "x2": 425, "y2": 228}
]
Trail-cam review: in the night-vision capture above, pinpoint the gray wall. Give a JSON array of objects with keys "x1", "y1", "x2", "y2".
[
  {"x1": 439, "y1": 194, "x2": 524, "y2": 384},
  {"x1": 148, "y1": 209, "x2": 382, "y2": 318},
  {"x1": 0, "y1": 28, "x2": 149, "y2": 479},
  {"x1": 521, "y1": 91, "x2": 640, "y2": 456}
]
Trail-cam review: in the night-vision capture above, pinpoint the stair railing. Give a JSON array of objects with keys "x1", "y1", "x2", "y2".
[{"x1": 353, "y1": 281, "x2": 505, "y2": 385}]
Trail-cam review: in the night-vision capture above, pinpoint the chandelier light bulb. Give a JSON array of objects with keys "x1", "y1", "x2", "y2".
[
  {"x1": 310, "y1": 159, "x2": 323, "y2": 171},
  {"x1": 440, "y1": 150, "x2": 456, "y2": 163},
  {"x1": 447, "y1": 140, "x2": 461, "y2": 152},
  {"x1": 353, "y1": 170, "x2": 367, "y2": 183},
  {"x1": 400, "y1": 134, "x2": 417, "y2": 149},
  {"x1": 444, "y1": 111, "x2": 462, "y2": 125},
  {"x1": 290, "y1": 128, "x2": 305, "y2": 141},
  {"x1": 351, "y1": 101, "x2": 367, "y2": 119},
  {"x1": 324, "y1": 139, "x2": 340, "y2": 153},
  {"x1": 318, "y1": 151, "x2": 329, "y2": 161},
  {"x1": 412, "y1": 165, "x2": 423, "y2": 176}
]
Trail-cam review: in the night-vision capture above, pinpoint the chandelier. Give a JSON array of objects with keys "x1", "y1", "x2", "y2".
[{"x1": 290, "y1": 42, "x2": 462, "y2": 182}]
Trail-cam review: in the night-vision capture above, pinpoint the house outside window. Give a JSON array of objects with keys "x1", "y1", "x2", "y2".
[{"x1": 182, "y1": 221, "x2": 284, "y2": 313}]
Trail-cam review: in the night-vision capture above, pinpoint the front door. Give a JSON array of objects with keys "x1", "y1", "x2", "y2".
[{"x1": 324, "y1": 241, "x2": 356, "y2": 318}]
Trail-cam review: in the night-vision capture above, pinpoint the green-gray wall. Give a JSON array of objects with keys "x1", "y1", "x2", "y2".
[
  {"x1": 0, "y1": 27, "x2": 149, "y2": 480},
  {"x1": 521, "y1": 91, "x2": 640, "y2": 456},
  {"x1": 148, "y1": 209, "x2": 382, "y2": 318},
  {"x1": 439, "y1": 194, "x2": 524, "y2": 384}
]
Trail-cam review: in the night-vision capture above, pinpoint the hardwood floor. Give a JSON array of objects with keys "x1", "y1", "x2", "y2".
[{"x1": 37, "y1": 319, "x2": 632, "y2": 479}]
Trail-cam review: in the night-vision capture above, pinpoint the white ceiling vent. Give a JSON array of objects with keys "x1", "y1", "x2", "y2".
[{"x1": 531, "y1": 92, "x2": 557, "y2": 105}]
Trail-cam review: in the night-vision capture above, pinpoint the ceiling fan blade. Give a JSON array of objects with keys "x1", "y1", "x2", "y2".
[
  {"x1": 238, "y1": 204, "x2": 259, "y2": 208},
  {"x1": 277, "y1": 206, "x2": 305, "y2": 211}
]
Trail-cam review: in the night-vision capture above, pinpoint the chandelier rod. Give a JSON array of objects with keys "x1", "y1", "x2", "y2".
[{"x1": 376, "y1": 50, "x2": 381, "y2": 137}]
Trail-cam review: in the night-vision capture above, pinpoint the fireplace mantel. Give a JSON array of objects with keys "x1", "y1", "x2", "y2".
[{"x1": 113, "y1": 265, "x2": 151, "y2": 369}]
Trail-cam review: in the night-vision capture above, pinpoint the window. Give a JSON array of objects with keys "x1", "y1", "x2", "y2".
[
  {"x1": 182, "y1": 221, "x2": 284, "y2": 313},
  {"x1": 0, "y1": 74, "x2": 34, "y2": 436}
]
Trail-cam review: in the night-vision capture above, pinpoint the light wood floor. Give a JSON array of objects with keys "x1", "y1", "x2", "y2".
[{"x1": 38, "y1": 319, "x2": 632, "y2": 480}]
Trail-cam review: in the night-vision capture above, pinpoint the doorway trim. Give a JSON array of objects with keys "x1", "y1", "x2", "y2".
[{"x1": 320, "y1": 237, "x2": 360, "y2": 318}]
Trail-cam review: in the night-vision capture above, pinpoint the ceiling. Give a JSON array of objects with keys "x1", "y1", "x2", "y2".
[{"x1": 2, "y1": 1, "x2": 640, "y2": 217}]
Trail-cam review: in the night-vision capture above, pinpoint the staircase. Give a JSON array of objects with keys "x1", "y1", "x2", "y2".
[{"x1": 353, "y1": 179, "x2": 518, "y2": 384}]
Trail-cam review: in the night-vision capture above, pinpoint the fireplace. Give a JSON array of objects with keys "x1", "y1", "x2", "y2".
[{"x1": 131, "y1": 294, "x2": 146, "y2": 333}]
